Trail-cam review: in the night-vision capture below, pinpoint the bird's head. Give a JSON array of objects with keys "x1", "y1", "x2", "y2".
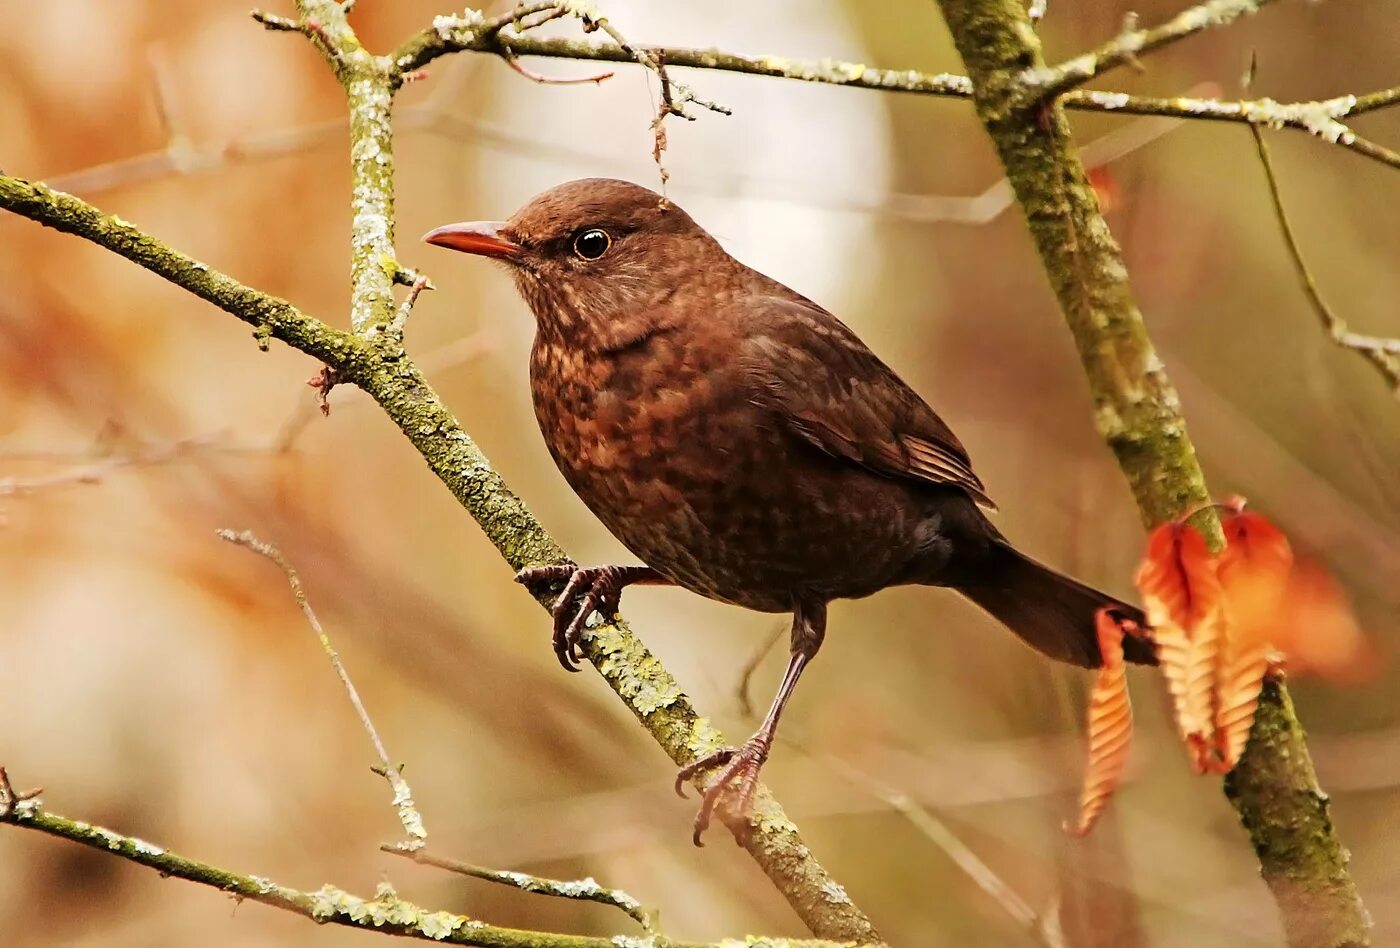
[{"x1": 424, "y1": 178, "x2": 726, "y2": 346}]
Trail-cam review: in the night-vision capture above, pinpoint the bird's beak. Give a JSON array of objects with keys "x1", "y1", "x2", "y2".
[{"x1": 421, "y1": 221, "x2": 521, "y2": 259}]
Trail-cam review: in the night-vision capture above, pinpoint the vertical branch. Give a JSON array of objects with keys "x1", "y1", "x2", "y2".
[
  {"x1": 290, "y1": 0, "x2": 401, "y2": 334},
  {"x1": 931, "y1": 1, "x2": 1370, "y2": 945}
]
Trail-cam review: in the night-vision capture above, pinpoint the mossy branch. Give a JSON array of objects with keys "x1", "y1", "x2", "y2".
[
  {"x1": 0, "y1": 780, "x2": 855, "y2": 948},
  {"x1": 386, "y1": 11, "x2": 1400, "y2": 171},
  {"x1": 0, "y1": 1, "x2": 882, "y2": 933},
  {"x1": 931, "y1": 0, "x2": 1370, "y2": 944},
  {"x1": 0, "y1": 164, "x2": 879, "y2": 944}
]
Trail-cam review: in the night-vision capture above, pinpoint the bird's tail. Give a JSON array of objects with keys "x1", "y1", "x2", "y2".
[{"x1": 955, "y1": 542, "x2": 1156, "y2": 668}]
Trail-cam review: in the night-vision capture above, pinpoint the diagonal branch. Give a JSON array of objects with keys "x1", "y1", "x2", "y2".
[
  {"x1": 217, "y1": 528, "x2": 429, "y2": 847},
  {"x1": 1026, "y1": 0, "x2": 1278, "y2": 99},
  {"x1": 1249, "y1": 126, "x2": 1400, "y2": 395},
  {"x1": 0, "y1": 167, "x2": 879, "y2": 944},
  {"x1": 932, "y1": 0, "x2": 1370, "y2": 945}
]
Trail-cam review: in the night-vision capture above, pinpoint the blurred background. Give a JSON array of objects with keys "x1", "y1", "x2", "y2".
[{"x1": 2, "y1": 1, "x2": 1398, "y2": 945}]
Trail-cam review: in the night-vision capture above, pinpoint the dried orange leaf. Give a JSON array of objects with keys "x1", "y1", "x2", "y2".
[
  {"x1": 1135, "y1": 523, "x2": 1224, "y2": 770},
  {"x1": 1213, "y1": 511, "x2": 1295, "y2": 771},
  {"x1": 1070, "y1": 608, "x2": 1134, "y2": 837}
]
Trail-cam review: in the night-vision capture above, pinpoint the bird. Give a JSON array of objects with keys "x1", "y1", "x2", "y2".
[{"x1": 424, "y1": 178, "x2": 1154, "y2": 844}]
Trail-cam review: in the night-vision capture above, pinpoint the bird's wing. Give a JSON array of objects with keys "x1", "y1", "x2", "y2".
[{"x1": 737, "y1": 294, "x2": 996, "y2": 509}]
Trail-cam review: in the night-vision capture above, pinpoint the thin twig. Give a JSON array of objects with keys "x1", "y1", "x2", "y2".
[
  {"x1": 250, "y1": 9, "x2": 301, "y2": 32},
  {"x1": 499, "y1": 44, "x2": 614, "y2": 85},
  {"x1": 805, "y1": 751, "x2": 1064, "y2": 948},
  {"x1": 1250, "y1": 126, "x2": 1400, "y2": 394},
  {"x1": 216, "y1": 528, "x2": 428, "y2": 847},
  {"x1": 388, "y1": 272, "x2": 434, "y2": 337},
  {"x1": 3, "y1": 788, "x2": 841, "y2": 947},
  {"x1": 0, "y1": 437, "x2": 214, "y2": 498},
  {"x1": 1026, "y1": 0, "x2": 1278, "y2": 99},
  {"x1": 384, "y1": 843, "x2": 655, "y2": 932},
  {"x1": 580, "y1": 16, "x2": 730, "y2": 120},
  {"x1": 736, "y1": 624, "x2": 785, "y2": 720},
  {"x1": 0, "y1": 767, "x2": 42, "y2": 819}
]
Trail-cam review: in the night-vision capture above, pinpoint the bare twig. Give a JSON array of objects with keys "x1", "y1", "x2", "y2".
[
  {"x1": 250, "y1": 9, "x2": 301, "y2": 32},
  {"x1": 579, "y1": 15, "x2": 730, "y2": 120},
  {"x1": 216, "y1": 528, "x2": 428, "y2": 848},
  {"x1": 0, "y1": 768, "x2": 42, "y2": 819},
  {"x1": 736, "y1": 624, "x2": 785, "y2": 720},
  {"x1": 384, "y1": 843, "x2": 655, "y2": 932},
  {"x1": 1250, "y1": 126, "x2": 1400, "y2": 394},
  {"x1": 499, "y1": 43, "x2": 614, "y2": 85},
  {"x1": 388, "y1": 272, "x2": 434, "y2": 338},
  {"x1": 1026, "y1": 0, "x2": 1278, "y2": 99},
  {"x1": 0, "y1": 437, "x2": 214, "y2": 499},
  {"x1": 3, "y1": 787, "x2": 868, "y2": 947}
]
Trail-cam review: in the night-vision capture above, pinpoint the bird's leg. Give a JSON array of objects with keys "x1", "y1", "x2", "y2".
[
  {"x1": 675, "y1": 600, "x2": 826, "y2": 846},
  {"x1": 515, "y1": 564, "x2": 672, "y2": 672}
]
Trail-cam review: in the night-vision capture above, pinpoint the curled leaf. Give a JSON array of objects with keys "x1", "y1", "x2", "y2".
[
  {"x1": 1070, "y1": 608, "x2": 1135, "y2": 837},
  {"x1": 1135, "y1": 523, "x2": 1224, "y2": 772},
  {"x1": 1213, "y1": 511, "x2": 1295, "y2": 771}
]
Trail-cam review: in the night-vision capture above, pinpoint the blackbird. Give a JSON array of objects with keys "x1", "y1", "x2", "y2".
[{"x1": 425, "y1": 178, "x2": 1153, "y2": 843}]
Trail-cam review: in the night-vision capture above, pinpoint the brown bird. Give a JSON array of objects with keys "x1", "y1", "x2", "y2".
[{"x1": 425, "y1": 178, "x2": 1154, "y2": 844}]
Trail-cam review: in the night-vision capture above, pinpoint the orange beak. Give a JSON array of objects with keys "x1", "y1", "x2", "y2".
[{"x1": 421, "y1": 221, "x2": 521, "y2": 259}]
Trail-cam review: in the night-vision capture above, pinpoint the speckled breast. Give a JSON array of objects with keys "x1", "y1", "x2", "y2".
[{"x1": 529, "y1": 330, "x2": 932, "y2": 611}]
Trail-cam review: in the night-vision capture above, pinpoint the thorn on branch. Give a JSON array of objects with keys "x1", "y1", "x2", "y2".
[{"x1": 1118, "y1": 13, "x2": 1145, "y2": 73}]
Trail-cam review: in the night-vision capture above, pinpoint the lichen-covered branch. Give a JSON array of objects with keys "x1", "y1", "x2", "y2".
[
  {"x1": 932, "y1": 1, "x2": 1370, "y2": 944},
  {"x1": 384, "y1": 844, "x2": 654, "y2": 932},
  {"x1": 1025, "y1": 0, "x2": 1276, "y2": 99},
  {"x1": 0, "y1": 780, "x2": 852, "y2": 948},
  {"x1": 391, "y1": 28, "x2": 1400, "y2": 170},
  {"x1": 0, "y1": 168, "x2": 878, "y2": 943}
]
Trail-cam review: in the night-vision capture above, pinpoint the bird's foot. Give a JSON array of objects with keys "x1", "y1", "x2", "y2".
[
  {"x1": 515, "y1": 563, "x2": 631, "y2": 673},
  {"x1": 674, "y1": 735, "x2": 771, "y2": 846}
]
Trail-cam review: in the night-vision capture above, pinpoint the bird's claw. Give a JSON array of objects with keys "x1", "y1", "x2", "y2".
[
  {"x1": 515, "y1": 564, "x2": 624, "y2": 673},
  {"x1": 674, "y1": 737, "x2": 770, "y2": 846}
]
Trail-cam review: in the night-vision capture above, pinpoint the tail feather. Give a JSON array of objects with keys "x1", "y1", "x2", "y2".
[{"x1": 956, "y1": 543, "x2": 1156, "y2": 668}]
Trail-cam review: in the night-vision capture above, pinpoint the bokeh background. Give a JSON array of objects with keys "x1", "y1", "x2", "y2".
[{"x1": 2, "y1": 1, "x2": 1398, "y2": 945}]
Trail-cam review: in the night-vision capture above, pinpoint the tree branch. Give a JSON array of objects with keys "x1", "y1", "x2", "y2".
[
  {"x1": 217, "y1": 528, "x2": 429, "y2": 848},
  {"x1": 932, "y1": 1, "x2": 1370, "y2": 944},
  {"x1": 1249, "y1": 125, "x2": 1400, "y2": 394},
  {"x1": 384, "y1": 844, "x2": 653, "y2": 932},
  {"x1": 0, "y1": 170, "x2": 878, "y2": 947},
  {"x1": 1025, "y1": 0, "x2": 1277, "y2": 99},
  {"x1": 387, "y1": 30, "x2": 1400, "y2": 171},
  {"x1": 0, "y1": 775, "x2": 853, "y2": 948}
]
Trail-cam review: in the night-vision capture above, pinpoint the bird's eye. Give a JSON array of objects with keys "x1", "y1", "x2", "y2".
[{"x1": 572, "y1": 228, "x2": 611, "y2": 260}]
